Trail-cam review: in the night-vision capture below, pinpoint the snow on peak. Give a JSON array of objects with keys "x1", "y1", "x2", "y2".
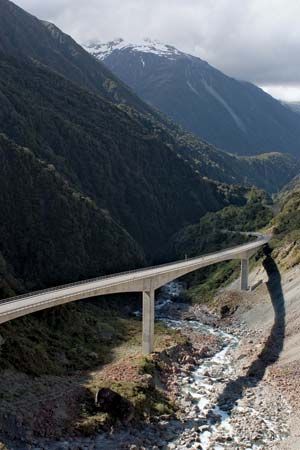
[{"x1": 84, "y1": 38, "x2": 182, "y2": 60}]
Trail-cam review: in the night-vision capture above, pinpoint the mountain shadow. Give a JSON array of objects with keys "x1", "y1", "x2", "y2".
[{"x1": 213, "y1": 244, "x2": 285, "y2": 418}]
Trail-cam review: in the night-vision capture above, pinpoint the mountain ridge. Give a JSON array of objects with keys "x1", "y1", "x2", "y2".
[
  {"x1": 1, "y1": 1, "x2": 296, "y2": 193},
  {"x1": 90, "y1": 38, "x2": 300, "y2": 157},
  {"x1": 283, "y1": 101, "x2": 300, "y2": 115},
  {"x1": 0, "y1": 0, "x2": 298, "y2": 298},
  {"x1": 0, "y1": 47, "x2": 228, "y2": 261}
]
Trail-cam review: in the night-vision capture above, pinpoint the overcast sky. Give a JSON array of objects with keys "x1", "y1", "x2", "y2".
[{"x1": 14, "y1": 0, "x2": 300, "y2": 101}]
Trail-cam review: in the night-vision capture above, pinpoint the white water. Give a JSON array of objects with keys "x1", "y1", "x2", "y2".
[
  {"x1": 131, "y1": 281, "x2": 286, "y2": 449},
  {"x1": 164, "y1": 317, "x2": 239, "y2": 449},
  {"x1": 157, "y1": 283, "x2": 284, "y2": 450}
]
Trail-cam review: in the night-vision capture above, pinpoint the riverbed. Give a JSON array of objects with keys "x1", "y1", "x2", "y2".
[
  {"x1": 25, "y1": 282, "x2": 290, "y2": 450},
  {"x1": 155, "y1": 283, "x2": 290, "y2": 449}
]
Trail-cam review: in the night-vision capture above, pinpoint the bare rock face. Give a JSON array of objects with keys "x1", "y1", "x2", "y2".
[{"x1": 95, "y1": 388, "x2": 134, "y2": 422}]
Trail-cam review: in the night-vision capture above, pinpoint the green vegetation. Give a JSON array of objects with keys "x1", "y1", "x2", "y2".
[
  {"x1": 0, "y1": 1, "x2": 298, "y2": 440},
  {"x1": 268, "y1": 182, "x2": 300, "y2": 269},
  {"x1": 0, "y1": 0, "x2": 151, "y2": 115},
  {"x1": 167, "y1": 190, "x2": 273, "y2": 303},
  {"x1": 0, "y1": 54, "x2": 227, "y2": 262},
  {"x1": 186, "y1": 260, "x2": 240, "y2": 304},
  {"x1": 169, "y1": 189, "x2": 272, "y2": 260},
  {"x1": 77, "y1": 327, "x2": 186, "y2": 434},
  {"x1": 2, "y1": 0, "x2": 298, "y2": 199},
  {"x1": 89, "y1": 380, "x2": 173, "y2": 418},
  {"x1": 0, "y1": 134, "x2": 144, "y2": 296},
  {"x1": 77, "y1": 380, "x2": 174, "y2": 435},
  {"x1": 0, "y1": 0, "x2": 296, "y2": 302},
  {"x1": 0, "y1": 301, "x2": 185, "y2": 437},
  {"x1": 0, "y1": 299, "x2": 142, "y2": 376},
  {"x1": 174, "y1": 132, "x2": 300, "y2": 194}
]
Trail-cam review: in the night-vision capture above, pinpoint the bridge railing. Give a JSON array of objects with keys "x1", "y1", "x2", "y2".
[{"x1": 0, "y1": 234, "x2": 270, "y2": 306}]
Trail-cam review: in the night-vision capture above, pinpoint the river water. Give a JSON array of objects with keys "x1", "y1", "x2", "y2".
[
  {"x1": 155, "y1": 282, "x2": 288, "y2": 450},
  {"x1": 163, "y1": 318, "x2": 238, "y2": 449},
  {"x1": 27, "y1": 282, "x2": 289, "y2": 450}
]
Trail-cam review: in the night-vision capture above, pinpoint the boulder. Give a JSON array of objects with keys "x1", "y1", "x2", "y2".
[{"x1": 95, "y1": 388, "x2": 134, "y2": 423}]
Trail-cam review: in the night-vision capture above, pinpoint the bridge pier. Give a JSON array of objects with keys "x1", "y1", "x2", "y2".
[
  {"x1": 142, "y1": 289, "x2": 155, "y2": 354},
  {"x1": 240, "y1": 258, "x2": 249, "y2": 291}
]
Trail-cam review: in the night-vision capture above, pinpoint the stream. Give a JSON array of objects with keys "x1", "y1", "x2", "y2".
[
  {"x1": 162, "y1": 318, "x2": 238, "y2": 450},
  {"x1": 23, "y1": 282, "x2": 289, "y2": 450},
  {"x1": 154, "y1": 282, "x2": 289, "y2": 450}
]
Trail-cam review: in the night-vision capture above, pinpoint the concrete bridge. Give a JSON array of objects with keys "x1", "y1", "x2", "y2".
[{"x1": 0, "y1": 234, "x2": 270, "y2": 354}]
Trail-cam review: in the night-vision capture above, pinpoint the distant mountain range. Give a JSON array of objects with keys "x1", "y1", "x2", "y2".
[
  {"x1": 87, "y1": 38, "x2": 300, "y2": 157},
  {"x1": 0, "y1": 0, "x2": 299, "y2": 296},
  {"x1": 0, "y1": 0, "x2": 235, "y2": 294}
]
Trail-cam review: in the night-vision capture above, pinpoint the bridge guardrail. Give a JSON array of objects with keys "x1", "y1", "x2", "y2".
[{"x1": 0, "y1": 233, "x2": 270, "y2": 306}]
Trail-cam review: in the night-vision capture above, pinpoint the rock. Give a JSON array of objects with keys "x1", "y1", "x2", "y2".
[
  {"x1": 183, "y1": 356, "x2": 195, "y2": 365},
  {"x1": 141, "y1": 373, "x2": 153, "y2": 386},
  {"x1": 198, "y1": 346, "x2": 210, "y2": 357},
  {"x1": 95, "y1": 388, "x2": 134, "y2": 423},
  {"x1": 183, "y1": 393, "x2": 193, "y2": 402},
  {"x1": 220, "y1": 304, "x2": 231, "y2": 317},
  {"x1": 198, "y1": 424, "x2": 210, "y2": 432}
]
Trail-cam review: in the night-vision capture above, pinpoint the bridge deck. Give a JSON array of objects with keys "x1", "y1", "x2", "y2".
[{"x1": 0, "y1": 234, "x2": 270, "y2": 326}]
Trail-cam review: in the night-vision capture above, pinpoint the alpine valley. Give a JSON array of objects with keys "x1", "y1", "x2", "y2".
[{"x1": 1, "y1": 2, "x2": 300, "y2": 449}]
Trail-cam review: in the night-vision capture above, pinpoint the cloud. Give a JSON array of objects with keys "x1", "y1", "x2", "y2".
[
  {"x1": 261, "y1": 85, "x2": 300, "y2": 102},
  {"x1": 14, "y1": 0, "x2": 300, "y2": 99}
]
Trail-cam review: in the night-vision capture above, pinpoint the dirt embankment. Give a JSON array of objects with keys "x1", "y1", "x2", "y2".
[{"x1": 216, "y1": 251, "x2": 300, "y2": 449}]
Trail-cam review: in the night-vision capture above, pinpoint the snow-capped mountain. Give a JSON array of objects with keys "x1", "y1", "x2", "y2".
[
  {"x1": 85, "y1": 38, "x2": 183, "y2": 60},
  {"x1": 86, "y1": 38, "x2": 300, "y2": 157}
]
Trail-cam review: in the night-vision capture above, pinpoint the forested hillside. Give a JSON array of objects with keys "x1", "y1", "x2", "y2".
[
  {"x1": 0, "y1": 0, "x2": 151, "y2": 114},
  {"x1": 0, "y1": 134, "x2": 145, "y2": 297},
  {"x1": 0, "y1": 0, "x2": 298, "y2": 301},
  {"x1": 270, "y1": 180, "x2": 300, "y2": 267},
  {"x1": 0, "y1": 54, "x2": 228, "y2": 258},
  {"x1": 168, "y1": 190, "x2": 272, "y2": 261},
  {"x1": 173, "y1": 133, "x2": 300, "y2": 193},
  {"x1": 0, "y1": 3, "x2": 299, "y2": 447},
  {"x1": 167, "y1": 190, "x2": 273, "y2": 301},
  {"x1": 1, "y1": 0, "x2": 297, "y2": 196}
]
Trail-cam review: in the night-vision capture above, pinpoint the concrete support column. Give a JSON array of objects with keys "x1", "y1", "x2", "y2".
[
  {"x1": 240, "y1": 258, "x2": 249, "y2": 291},
  {"x1": 142, "y1": 289, "x2": 155, "y2": 354}
]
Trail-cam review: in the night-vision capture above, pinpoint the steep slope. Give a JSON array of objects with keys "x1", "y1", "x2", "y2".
[
  {"x1": 168, "y1": 191, "x2": 272, "y2": 261},
  {"x1": 165, "y1": 189, "x2": 273, "y2": 302},
  {"x1": 0, "y1": 134, "x2": 144, "y2": 297},
  {"x1": 174, "y1": 133, "x2": 300, "y2": 193},
  {"x1": 90, "y1": 39, "x2": 300, "y2": 157},
  {"x1": 0, "y1": 0, "x2": 297, "y2": 278},
  {"x1": 0, "y1": 0, "x2": 152, "y2": 113},
  {"x1": 279, "y1": 173, "x2": 300, "y2": 195},
  {"x1": 283, "y1": 101, "x2": 300, "y2": 115},
  {"x1": 271, "y1": 181, "x2": 300, "y2": 255},
  {"x1": 0, "y1": 52, "x2": 228, "y2": 258},
  {"x1": 1, "y1": 1, "x2": 298, "y2": 194}
]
